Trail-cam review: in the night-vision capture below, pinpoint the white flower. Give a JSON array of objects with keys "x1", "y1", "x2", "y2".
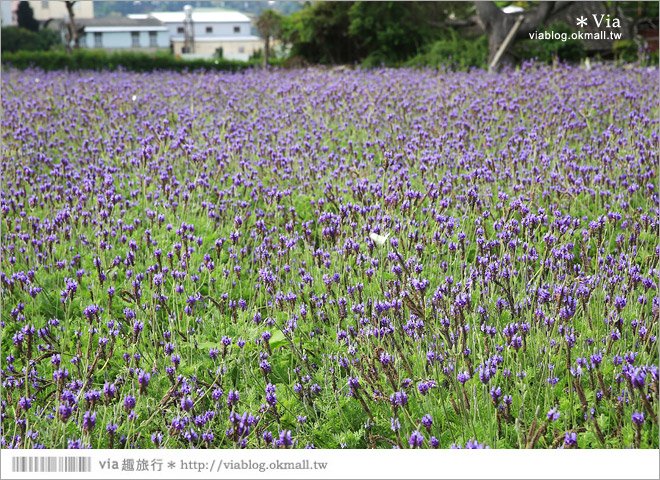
[
  {"x1": 369, "y1": 232, "x2": 390, "y2": 247},
  {"x1": 131, "y1": 95, "x2": 137, "y2": 102}
]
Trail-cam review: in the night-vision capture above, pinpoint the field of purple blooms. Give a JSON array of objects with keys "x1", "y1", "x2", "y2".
[{"x1": 1, "y1": 64, "x2": 658, "y2": 450}]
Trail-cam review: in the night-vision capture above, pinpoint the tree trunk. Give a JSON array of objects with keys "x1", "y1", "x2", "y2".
[
  {"x1": 263, "y1": 36, "x2": 270, "y2": 69},
  {"x1": 475, "y1": 1, "x2": 573, "y2": 71},
  {"x1": 485, "y1": 20, "x2": 518, "y2": 67},
  {"x1": 476, "y1": 2, "x2": 516, "y2": 67},
  {"x1": 65, "y1": 1, "x2": 83, "y2": 53},
  {"x1": 65, "y1": 1, "x2": 75, "y2": 54}
]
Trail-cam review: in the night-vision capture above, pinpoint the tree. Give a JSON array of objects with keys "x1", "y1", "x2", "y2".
[
  {"x1": 16, "y1": 1, "x2": 39, "y2": 32},
  {"x1": 348, "y1": 2, "x2": 442, "y2": 66},
  {"x1": 281, "y1": 2, "x2": 360, "y2": 65},
  {"x1": 256, "y1": 9, "x2": 283, "y2": 68},
  {"x1": 281, "y1": 1, "x2": 465, "y2": 66},
  {"x1": 475, "y1": 2, "x2": 574, "y2": 70},
  {"x1": 63, "y1": 1, "x2": 85, "y2": 54}
]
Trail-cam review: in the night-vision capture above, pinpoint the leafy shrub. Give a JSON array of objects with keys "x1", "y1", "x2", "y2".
[
  {"x1": 406, "y1": 32, "x2": 488, "y2": 70},
  {"x1": 516, "y1": 22, "x2": 586, "y2": 63},
  {"x1": 613, "y1": 40, "x2": 638, "y2": 62},
  {"x1": 1, "y1": 27, "x2": 61, "y2": 53},
  {"x1": 1, "y1": 49, "x2": 283, "y2": 72}
]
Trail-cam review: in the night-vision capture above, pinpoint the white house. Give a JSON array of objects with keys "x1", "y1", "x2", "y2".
[
  {"x1": 131, "y1": 8, "x2": 261, "y2": 61},
  {"x1": 63, "y1": 17, "x2": 169, "y2": 53}
]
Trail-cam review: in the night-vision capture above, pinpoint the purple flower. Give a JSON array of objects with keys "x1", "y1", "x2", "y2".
[
  {"x1": 547, "y1": 407, "x2": 561, "y2": 422},
  {"x1": 276, "y1": 430, "x2": 292, "y2": 448},
  {"x1": 408, "y1": 430, "x2": 424, "y2": 448},
  {"x1": 457, "y1": 371, "x2": 471, "y2": 385},
  {"x1": 58, "y1": 404, "x2": 72, "y2": 422},
  {"x1": 390, "y1": 417, "x2": 401, "y2": 432},
  {"x1": 389, "y1": 391, "x2": 408, "y2": 407},
  {"x1": 490, "y1": 386, "x2": 502, "y2": 405},
  {"x1": 18, "y1": 397, "x2": 31, "y2": 411},
  {"x1": 564, "y1": 432, "x2": 578, "y2": 446},
  {"x1": 227, "y1": 390, "x2": 239, "y2": 407},
  {"x1": 265, "y1": 383, "x2": 277, "y2": 407},
  {"x1": 181, "y1": 397, "x2": 193, "y2": 411},
  {"x1": 123, "y1": 395, "x2": 136, "y2": 412},
  {"x1": 103, "y1": 382, "x2": 116, "y2": 400},
  {"x1": 138, "y1": 370, "x2": 151, "y2": 392},
  {"x1": 421, "y1": 414, "x2": 433, "y2": 429},
  {"x1": 81, "y1": 410, "x2": 96, "y2": 432},
  {"x1": 417, "y1": 380, "x2": 437, "y2": 395}
]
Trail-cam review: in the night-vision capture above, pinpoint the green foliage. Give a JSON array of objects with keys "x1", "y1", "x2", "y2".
[
  {"x1": 281, "y1": 1, "x2": 478, "y2": 67},
  {"x1": 407, "y1": 32, "x2": 488, "y2": 70},
  {"x1": 1, "y1": 27, "x2": 61, "y2": 53},
  {"x1": 256, "y1": 9, "x2": 283, "y2": 40},
  {"x1": 516, "y1": 22, "x2": 586, "y2": 63},
  {"x1": 613, "y1": 1, "x2": 659, "y2": 21},
  {"x1": 613, "y1": 40, "x2": 638, "y2": 62},
  {"x1": 348, "y1": 2, "x2": 440, "y2": 66},
  {"x1": 1, "y1": 49, "x2": 284, "y2": 72},
  {"x1": 281, "y1": 1, "x2": 359, "y2": 65}
]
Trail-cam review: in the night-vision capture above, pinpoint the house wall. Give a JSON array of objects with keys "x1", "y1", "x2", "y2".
[
  {"x1": 164, "y1": 21, "x2": 252, "y2": 38},
  {"x1": 29, "y1": 1, "x2": 94, "y2": 20},
  {"x1": 81, "y1": 30, "x2": 170, "y2": 51},
  {"x1": 172, "y1": 39, "x2": 262, "y2": 61},
  {"x1": 193, "y1": 21, "x2": 251, "y2": 37}
]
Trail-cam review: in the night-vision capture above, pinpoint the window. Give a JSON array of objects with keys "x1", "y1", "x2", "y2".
[
  {"x1": 94, "y1": 32, "x2": 102, "y2": 48},
  {"x1": 233, "y1": 26, "x2": 240, "y2": 33},
  {"x1": 149, "y1": 31, "x2": 157, "y2": 47},
  {"x1": 79, "y1": 34, "x2": 86, "y2": 48},
  {"x1": 177, "y1": 26, "x2": 184, "y2": 34},
  {"x1": 238, "y1": 46, "x2": 245, "y2": 53},
  {"x1": 131, "y1": 31, "x2": 140, "y2": 47},
  {"x1": 41, "y1": 1, "x2": 49, "y2": 9},
  {"x1": 206, "y1": 26, "x2": 212, "y2": 34}
]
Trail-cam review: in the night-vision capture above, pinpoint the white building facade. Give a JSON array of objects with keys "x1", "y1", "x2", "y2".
[
  {"x1": 134, "y1": 10, "x2": 261, "y2": 61},
  {"x1": 64, "y1": 18, "x2": 169, "y2": 53},
  {"x1": 30, "y1": 1, "x2": 94, "y2": 21}
]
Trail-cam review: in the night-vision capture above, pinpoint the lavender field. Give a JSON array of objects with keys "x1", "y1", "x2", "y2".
[{"x1": 1, "y1": 65, "x2": 658, "y2": 450}]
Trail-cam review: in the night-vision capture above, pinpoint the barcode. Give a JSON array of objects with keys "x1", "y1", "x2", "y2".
[{"x1": 11, "y1": 456, "x2": 92, "y2": 473}]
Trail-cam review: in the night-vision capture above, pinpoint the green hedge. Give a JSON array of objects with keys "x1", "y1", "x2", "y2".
[
  {"x1": 1, "y1": 49, "x2": 283, "y2": 72},
  {"x1": 406, "y1": 33, "x2": 489, "y2": 71},
  {"x1": 1, "y1": 27, "x2": 61, "y2": 54}
]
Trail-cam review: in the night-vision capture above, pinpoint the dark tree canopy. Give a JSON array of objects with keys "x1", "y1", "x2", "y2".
[
  {"x1": 348, "y1": 2, "x2": 439, "y2": 65},
  {"x1": 281, "y1": 1, "x2": 473, "y2": 66},
  {"x1": 281, "y1": 2, "x2": 359, "y2": 65},
  {"x1": 16, "y1": 1, "x2": 39, "y2": 32}
]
